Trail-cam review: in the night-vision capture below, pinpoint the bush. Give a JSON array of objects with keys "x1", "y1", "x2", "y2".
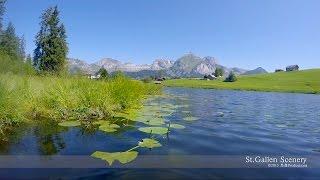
[
  {"x1": 224, "y1": 72, "x2": 237, "y2": 82},
  {"x1": 0, "y1": 51, "x2": 35, "y2": 75}
]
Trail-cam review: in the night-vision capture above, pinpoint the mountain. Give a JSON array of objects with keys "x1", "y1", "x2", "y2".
[
  {"x1": 68, "y1": 58, "x2": 99, "y2": 74},
  {"x1": 166, "y1": 53, "x2": 247, "y2": 77},
  {"x1": 150, "y1": 59, "x2": 174, "y2": 70},
  {"x1": 67, "y1": 53, "x2": 255, "y2": 78},
  {"x1": 94, "y1": 58, "x2": 150, "y2": 72},
  {"x1": 242, "y1": 67, "x2": 268, "y2": 75}
]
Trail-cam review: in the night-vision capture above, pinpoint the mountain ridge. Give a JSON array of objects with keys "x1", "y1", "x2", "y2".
[{"x1": 68, "y1": 53, "x2": 265, "y2": 78}]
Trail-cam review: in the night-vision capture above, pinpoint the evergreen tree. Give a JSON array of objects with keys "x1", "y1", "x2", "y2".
[
  {"x1": 33, "y1": 6, "x2": 68, "y2": 74},
  {"x1": 19, "y1": 35, "x2": 26, "y2": 59},
  {"x1": 0, "y1": 0, "x2": 6, "y2": 31},
  {"x1": 25, "y1": 54, "x2": 32, "y2": 66},
  {"x1": 224, "y1": 71, "x2": 237, "y2": 82},
  {"x1": 0, "y1": 22, "x2": 20, "y2": 58},
  {"x1": 97, "y1": 67, "x2": 108, "y2": 79},
  {"x1": 214, "y1": 68, "x2": 224, "y2": 77}
]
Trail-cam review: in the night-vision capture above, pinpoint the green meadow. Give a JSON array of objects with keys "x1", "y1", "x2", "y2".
[{"x1": 164, "y1": 69, "x2": 320, "y2": 94}]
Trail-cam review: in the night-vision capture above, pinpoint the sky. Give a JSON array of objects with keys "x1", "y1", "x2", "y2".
[{"x1": 5, "y1": 0, "x2": 320, "y2": 71}]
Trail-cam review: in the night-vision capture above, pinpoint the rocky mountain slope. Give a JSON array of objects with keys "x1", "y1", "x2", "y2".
[{"x1": 68, "y1": 53, "x2": 265, "y2": 78}]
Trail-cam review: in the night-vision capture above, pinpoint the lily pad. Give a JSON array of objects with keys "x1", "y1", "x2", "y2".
[
  {"x1": 114, "y1": 111, "x2": 137, "y2": 120},
  {"x1": 138, "y1": 127, "x2": 169, "y2": 135},
  {"x1": 138, "y1": 138, "x2": 162, "y2": 148},
  {"x1": 167, "y1": 123, "x2": 185, "y2": 129},
  {"x1": 99, "y1": 123, "x2": 120, "y2": 133},
  {"x1": 93, "y1": 120, "x2": 109, "y2": 125},
  {"x1": 183, "y1": 116, "x2": 199, "y2": 121},
  {"x1": 58, "y1": 121, "x2": 81, "y2": 127},
  {"x1": 91, "y1": 151, "x2": 138, "y2": 166}
]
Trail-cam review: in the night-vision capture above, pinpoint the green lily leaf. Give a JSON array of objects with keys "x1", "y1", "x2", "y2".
[
  {"x1": 58, "y1": 121, "x2": 81, "y2": 127},
  {"x1": 183, "y1": 116, "x2": 199, "y2": 121},
  {"x1": 138, "y1": 127, "x2": 169, "y2": 135},
  {"x1": 91, "y1": 151, "x2": 138, "y2": 166},
  {"x1": 138, "y1": 138, "x2": 162, "y2": 148},
  {"x1": 167, "y1": 123, "x2": 185, "y2": 129},
  {"x1": 114, "y1": 111, "x2": 137, "y2": 120},
  {"x1": 99, "y1": 123, "x2": 120, "y2": 133},
  {"x1": 93, "y1": 120, "x2": 109, "y2": 125}
]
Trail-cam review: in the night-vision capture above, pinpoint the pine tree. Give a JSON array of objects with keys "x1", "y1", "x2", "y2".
[
  {"x1": 0, "y1": 0, "x2": 6, "y2": 31},
  {"x1": 97, "y1": 67, "x2": 108, "y2": 79},
  {"x1": 25, "y1": 54, "x2": 32, "y2": 66},
  {"x1": 0, "y1": 22, "x2": 20, "y2": 58},
  {"x1": 224, "y1": 71, "x2": 237, "y2": 82},
  {"x1": 33, "y1": 6, "x2": 68, "y2": 74},
  {"x1": 214, "y1": 68, "x2": 224, "y2": 77},
  {"x1": 19, "y1": 35, "x2": 26, "y2": 59}
]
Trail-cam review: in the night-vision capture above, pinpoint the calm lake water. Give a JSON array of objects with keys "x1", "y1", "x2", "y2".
[{"x1": 0, "y1": 87, "x2": 320, "y2": 179}]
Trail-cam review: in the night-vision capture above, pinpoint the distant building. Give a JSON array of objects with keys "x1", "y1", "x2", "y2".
[
  {"x1": 286, "y1": 65, "x2": 299, "y2": 72},
  {"x1": 87, "y1": 74, "x2": 101, "y2": 79},
  {"x1": 204, "y1": 74, "x2": 216, "y2": 80},
  {"x1": 275, "y1": 69, "x2": 284, "y2": 72}
]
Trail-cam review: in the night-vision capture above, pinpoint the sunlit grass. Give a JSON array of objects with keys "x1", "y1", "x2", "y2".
[
  {"x1": 164, "y1": 69, "x2": 320, "y2": 94},
  {"x1": 0, "y1": 73, "x2": 161, "y2": 134}
]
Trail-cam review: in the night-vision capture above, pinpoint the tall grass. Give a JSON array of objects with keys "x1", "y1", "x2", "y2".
[
  {"x1": 0, "y1": 54, "x2": 161, "y2": 137},
  {"x1": 0, "y1": 74, "x2": 160, "y2": 124}
]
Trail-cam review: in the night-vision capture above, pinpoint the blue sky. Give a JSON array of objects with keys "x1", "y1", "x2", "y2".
[{"x1": 5, "y1": 0, "x2": 320, "y2": 71}]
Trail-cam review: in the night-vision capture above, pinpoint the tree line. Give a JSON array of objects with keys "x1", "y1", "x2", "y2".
[{"x1": 0, "y1": 0, "x2": 68, "y2": 75}]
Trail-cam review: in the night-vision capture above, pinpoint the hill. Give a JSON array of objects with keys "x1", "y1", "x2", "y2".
[
  {"x1": 163, "y1": 69, "x2": 320, "y2": 94},
  {"x1": 242, "y1": 67, "x2": 268, "y2": 75}
]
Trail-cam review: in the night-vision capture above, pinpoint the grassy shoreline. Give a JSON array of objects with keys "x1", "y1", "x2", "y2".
[
  {"x1": 164, "y1": 69, "x2": 320, "y2": 94},
  {"x1": 0, "y1": 73, "x2": 161, "y2": 138}
]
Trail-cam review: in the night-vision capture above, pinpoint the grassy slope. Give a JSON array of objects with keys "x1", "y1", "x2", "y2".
[{"x1": 164, "y1": 69, "x2": 320, "y2": 94}]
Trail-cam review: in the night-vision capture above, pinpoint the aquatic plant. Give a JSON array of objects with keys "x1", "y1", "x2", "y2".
[
  {"x1": 58, "y1": 121, "x2": 81, "y2": 127},
  {"x1": 91, "y1": 151, "x2": 138, "y2": 166}
]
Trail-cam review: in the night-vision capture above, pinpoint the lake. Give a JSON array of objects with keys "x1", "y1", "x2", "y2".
[{"x1": 0, "y1": 87, "x2": 320, "y2": 179}]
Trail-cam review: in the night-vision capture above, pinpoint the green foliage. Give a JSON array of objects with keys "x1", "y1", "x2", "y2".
[
  {"x1": 138, "y1": 127, "x2": 169, "y2": 135},
  {"x1": 33, "y1": 6, "x2": 68, "y2": 74},
  {"x1": 58, "y1": 121, "x2": 81, "y2": 127},
  {"x1": 0, "y1": 74, "x2": 161, "y2": 132},
  {"x1": 91, "y1": 151, "x2": 138, "y2": 166},
  {"x1": 214, "y1": 68, "x2": 224, "y2": 77},
  {"x1": 0, "y1": 0, "x2": 5, "y2": 30},
  {"x1": 0, "y1": 22, "x2": 22, "y2": 59},
  {"x1": 97, "y1": 67, "x2": 108, "y2": 79},
  {"x1": 0, "y1": 51, "x2": 35, "y2": 75},
  {"x1": 138, "y1": 138, "x2": 162, "y2": 148},
  {"x1": 164, "y1": 69, "x2": 320, "y2": 94},
  {"x1": 112, "y1": 70, "x2": 125, "y2": 79},
  {"x1": 224, "y1": 71, "x2": 237, "y2": 82},
  {"x1": 25, "y1": 54, "x2": 32, "y2": 66},
  {"x1": 98, "y1": 122, "x2": 120, "y2": 133}
]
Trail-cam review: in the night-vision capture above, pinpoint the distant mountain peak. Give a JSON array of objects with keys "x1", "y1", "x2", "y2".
[
  {"x1": 242, "y1": 67, "x2": 268, "y2": 75},
  {"x1": 68, "y1": 54, "x2": 257, "y2": 78}
]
